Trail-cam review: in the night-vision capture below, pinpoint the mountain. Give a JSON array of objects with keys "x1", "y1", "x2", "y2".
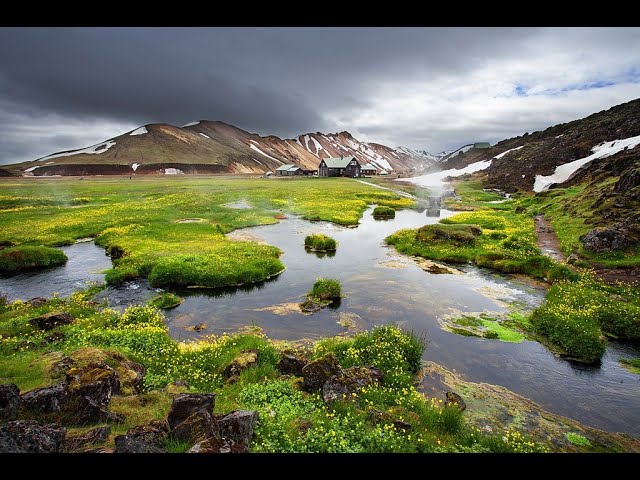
[{"x1": 3, "y1": 121, "x2": 432, "y2": 177}]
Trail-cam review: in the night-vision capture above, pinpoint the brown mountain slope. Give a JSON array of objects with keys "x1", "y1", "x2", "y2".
[{"x1": 5, "y1": 121, "x2": 431, "y2": 176}]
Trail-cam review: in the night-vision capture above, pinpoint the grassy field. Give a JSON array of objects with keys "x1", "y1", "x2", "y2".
[{"x1": 0, "y1": 176, "x2": 413, "y2": 288}]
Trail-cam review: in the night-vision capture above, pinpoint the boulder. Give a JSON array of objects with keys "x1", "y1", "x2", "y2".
[
  {"x1": 322, "y1": 366, "x2": 383, "y2": 404},
  {"x1": 167, "y1": 393, "x2": 215, "y2": 430},
  {"x1": 615, "y1": 168, "x2": 640, "y2": 191},
  {"x1": 68, "y1": 348, "x2": 146, "y2": 394},
  {"x1": 445, "y1": 391, "x2": 466, "y2": 412},
  {"x1": 27, "y1": 297, "x2": 48, "y2": 307},
  {"x1": 217, "y1": 410, "x2": 258, "y2": 446},
  {"x1": 188, "y1": 437, "x2": 248, "y2": 454},
  {"x1": 114, "y1": 435, "x2": 165, "y2": 453},
  {"x1": 43, "y1": 352, "x2": 76, "y2": 379},
  {"x1": 44, "y1": 331, "x2": 66, "y2": 344},
  {"x1": 63, "y1": 426, "x2": 111, "y2": 452},
  {"x1": 393, "y1": 420, "x2": 412, "y2": 431},
  {"x1": 66, "y1": 362, "x2": 120, "y2": 406},
  {"x1": 276, "y1": 353, "x2": 307, "y2": 376},
  {"x1": 515, "y1": 206, "x2": 526, "y2": 214},
  {"x1": 125, "y1": 420, "x2": 169, "y2": 447},
  {"x1": 0, "y1": 384, "x2": 21, "y2": 421},
  {"x1": 29, "y1": 312, "x2": 74, "y2": 331},
  {"x1": 20, "y1": 382, "x2": 67, "y2": 414},
  {"x1": 223, "y1": 350, "x2": 259, "y2": 378},
  {"x1": 301, "y1": 353, "x2": 342, "y2": 392},
  {"x1": 171, "y1": 410, "x2": 219, "y2": 444},
  {"x1": 582, "y1": 227, "x2": 631, "y2": 252},
  {"x1": 0, "y1": 420, "x2": 66, "y2": 453}
]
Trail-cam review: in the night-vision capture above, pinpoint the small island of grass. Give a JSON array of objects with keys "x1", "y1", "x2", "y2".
[
  {"x1": 149, "y1": 292, "x2": 183, "y2": 309},
  {"x1": 304, "y1": 233, "x2": 337, "y2": 252},
  {"x1": 0, "y1": 245, "x2": 68, "y2": 273},
  {"x1": 372, "y1": 206, "x2": 396, "y2": 218}
]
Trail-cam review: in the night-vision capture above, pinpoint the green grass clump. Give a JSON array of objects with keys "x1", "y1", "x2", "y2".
[
  {"x1": 565, "y1": 432, "x2": 591, "y2": 447},
  {"x1": 304, "y1": 234, "x2": 337, "y2": 252},
  {"x1": 372, "y1": 206, "x2": 396, "y2": 218},
  {"x1": 0, "y1": 246, "x2": 67, "y2": 273},
  {"x1": 620, "y1": 358, "x2": 640, "y2": 374},
  {"x1": 148, "y1": 292, "x2": 183, "y2": 309},
  {"x1": 416, "y1": 224, "x2": 481, "y2": 245},
  {"x1": 309, "y1": 278, "x2": 341, "y2": 301},
  {"x1": 547, "y1": 264, "x2": 580, "y2": 283}
]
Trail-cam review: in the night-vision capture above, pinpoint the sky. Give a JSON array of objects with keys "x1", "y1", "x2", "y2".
[{"x1": 1, "y1": 27, "x2": 640, "y2": 164}]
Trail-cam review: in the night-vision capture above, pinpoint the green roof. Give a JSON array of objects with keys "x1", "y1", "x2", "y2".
[
  {"x1": 275, "y1": 164, "x2": 296, "y2": 171},
  {"x1": 474, "y1": 142, "x2": 491, "y2": 148},
  {"x1": 321, "y1": 156, "x2": 358, "y2": 168},
  {"x1": 361, "y1": 163, "x2": 377, "y2": 170}
]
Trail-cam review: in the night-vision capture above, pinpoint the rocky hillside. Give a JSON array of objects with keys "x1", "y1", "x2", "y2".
[{"x1": 3, "y1": 121, "x2": 433, "y2": 177}]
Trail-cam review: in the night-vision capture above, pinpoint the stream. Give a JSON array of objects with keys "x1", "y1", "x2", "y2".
[{"x1": 1, "y1": 199, "x2": 639, "y2": 436}]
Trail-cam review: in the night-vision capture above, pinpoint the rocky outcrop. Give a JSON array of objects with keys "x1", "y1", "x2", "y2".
[
  {"x1": 188, "y1": 437, "x2": 248, "y2": 454},
  {"x1": 0, "y1": 420, "x2": 66, "y2": 453},
  {"x1": 125, "y1": 420, "x2": 169, "y2": 447},
  {"x1": 27, "y1": 297, "x2": 47, "y2": 307},
  {"x1": 171, "y1": 410, "x2": 219, "y2": 444},
  {"x1": 0, "y1": 384, "x2": 21, "y2": 421},
  {"x1": 115, "y1": 435, "x2": 165, "y2": 453},
  {"x1": 276, "y1": 353, "x2": 307, "y2": 376},
  {"x1": 20, "y1": 382, "x2": 68, "y2": 414},
  {"x1": 301, "y1": 353, "x2": 342, "y2": 392},
  {"x1": 223, "y1": 350, "x2": 259, "y2": 379},
  {"x1": 167, "y1": 393, "x2": 215, "y2": 430},
  {"x1": 29, "y1": 312, "x2": 74, "y2": 331},
  {"x1": 322, "y1": 366, "x2": 383, "y2": 404},
  {"x1": 63, "y1": 426, "x2": 111, "y2": 452},
  {"x1": 582, "y1": 227, "x2": 631, "y2": 252},
  {"x1": 68, "y1": 348, "x2": 146, "y2": 394},
  {"x1": 217, "y1": 410, "x2": 258, "y2": 447}
]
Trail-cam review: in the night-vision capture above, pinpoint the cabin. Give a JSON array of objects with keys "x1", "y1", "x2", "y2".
[
  {"x1": 275, "y1": 164, "x2": 304, "y2": 176},
  {"x1": 473, "y1": 142, "x2": 491, "y2": 149},
  {"x1": 318, "y1": 156, "x2": 362, "y2": 177},
  {"x1": 360, "y1": 163, "x2": 377, "y2": 176}
]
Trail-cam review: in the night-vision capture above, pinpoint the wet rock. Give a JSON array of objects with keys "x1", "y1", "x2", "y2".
[
  {"x1": 21, "y1": 382, "x2": 67, "y2": 414},
  {"x1": 167, "y1": 393, "x2": 215, "y2": 430},
  {"x1": 29, "y1": 312, "x2": 74, "y2": 331},
  {"x1": 445, "y1": 391, "x2": 467, "y2": 412},
  {"x1": 223, "y1": 350, "x2": 259, "y2": 378},
  {"x1": 393, "y1": 420, "x2": 412, "y2": 431},
  {"x1": 0, "y1": 420, "x2": 66, "y2": 453},
  {"x1": 188, "y1": 437, "x2": 248, "y2": 454},
  {"x1": 186, "y1": 323, "x2": 208, "y2": 332},
  {"x1": 115, "y1": 435, "x2": 165, "y2": 453},
  {"x1": 322, "y1": 366, "x2": 383, "y2": 404},
  {"x1": 276, "y1": 353, "x2": 307, "y2": 376},
  {"x1": 0, "y1": 384, "x2": 21, "y2": 421},
  {"x1": 125, "y1": 420, "x2": 169, "y2": 447},
  {"x1": 171, "y1": 410, "x2": 219, "y2": 444},
  {"x1": 64, "y1": 426, "x2": 111, "y2": 452},
  {"x1": 27, "y1": 297, "x2": 47, "y2": 308},
  {"x1": 582, "y1": 227, "x2": 631, "y2": 252},
  {"x1": 218, "y1": 410, "x2": 258, "y2": 446},
  {"x1": 301, "y1": 353, "x2": 342, "y2": 392}
]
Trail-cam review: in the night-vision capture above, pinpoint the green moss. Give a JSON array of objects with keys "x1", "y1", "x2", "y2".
[
  {"x1": 0, "y1": 246, "x2": 67, "y2": 273},
  {"x1": 479, "y1": 319, "x2": 525, "y2": 343},
  {"x1": 309, "y1": 278, "x2": 341, "y2": 301},
  {"x1": 620, "y1": 358, "x2": 640, "y2": 374},
  {"x1": 148, "y1": 292, "x2": 183, "y2": 309},
  {"x1": 304, "y1": 234, "x2": 337, "y2": 252},
  {"x1": 372, "y1": 206, "x2": 396, "y2": 218}
]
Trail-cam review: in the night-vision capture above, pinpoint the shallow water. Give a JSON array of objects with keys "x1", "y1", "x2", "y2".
[{"x1": 1, "y1": 203, "x2": 639, "y2": 436}]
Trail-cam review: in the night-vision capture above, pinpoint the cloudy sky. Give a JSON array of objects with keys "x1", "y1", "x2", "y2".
[{"x1": 1, "y1": 27, "x2": 640, "y2": 164}]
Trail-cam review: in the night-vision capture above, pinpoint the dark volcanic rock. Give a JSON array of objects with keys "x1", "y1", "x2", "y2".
[
  {"x1": 615, "y1": 168, "x2": 640, "y2": 191},
  {"x1": 66, "y1": 362, "x2": 120, "y2": 406},
  {"x1": 217, "y1": 410, "x2": 258, "y2": 446},
  {"x1": 0, "y1": 384, "x2": 21, "y2": 421},
  {"x1": 20, "y1": 382, "x2": 67, "y2": 414},
  {"x1": 167, "y1": 393, "x2": 215, "y2": 430},
  {"x1": 445, "y1": 391, "x2": 467, "y2": 412},
  {"x1": 393, "y1": 420, "x2": 412, "y2": 431},
  {"x1": 188, "y1": 437, "x2": 249, "y2": 454},
  {"x1": 301, "y1": 353, "x2": 342, "y2": 392},
  {"x1": 115, "y1": 435, "x2": 165, "y2": 453},
  {"x1": 27, "y1": 297, "x2": 47, "y2": 307},
  {"x1": 64, "y1": 426, "x2": 111, "y2": 452},
  {"x1": 322, "y1": 366, "x2": 383, "y2": 404},
  {"x1": 582, "y1": 227, "x2": 631, "y2": 252},
  {"x1": 276, "y1": 353, "x2": 307, "y2": 376},
  {"x1": 29, "y1": 312, "x2": 74, "y2": 331},
  {"x1": 171, "y1": 410, "x2": 219, "y2": 444},
  {"x1": 126, "y1": 420, "x2": 169, "y2": 447},
  {"x1": 44, "y1": 331, "x2": 66, "y2": 344},
  {"x1": 0, "y1": 420, "x2": 66, "y2": 453}
]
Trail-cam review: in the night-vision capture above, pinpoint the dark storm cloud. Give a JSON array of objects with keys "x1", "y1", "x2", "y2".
[{"x1": 1, "y1": 27, "x2": 640, "y2": 164}]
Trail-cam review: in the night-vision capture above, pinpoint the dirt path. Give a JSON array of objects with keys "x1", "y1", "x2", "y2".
[{"x1": 534, "y1": 215, "x2": 565, "y2": 262}]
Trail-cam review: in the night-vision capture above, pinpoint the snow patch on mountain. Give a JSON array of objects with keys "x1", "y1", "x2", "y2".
[
  {"x1": 40, "y1": 140, "x2": 117, "y2": 161},
  {"x1": 494, "y1": 145, "x2": 523, "y2": 160},
  {"x1": 533, "y1": 135, "x2": 640, "y2": 192},
  {"x1": 130, "y1": 126, "x2": 148, "y2": 136},
  {"x1": 398, "y1": 159, "x2": 493, "y2": 188},
  {"x1": 249, "y1": 143, "x2": 280, "y2": 162},
  {"x1": 182, "y1": 121, "x2": 200, "y2": 127},
  {"x1": 199, "y1": 133, "x2": 211, "y2": 139}
]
